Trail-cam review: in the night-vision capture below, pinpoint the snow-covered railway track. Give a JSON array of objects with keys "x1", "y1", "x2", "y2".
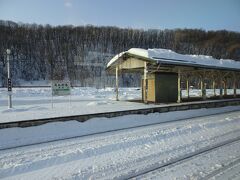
[
  {"x1": 0, "y1": 110, "x2": 239, "y2": 151},
  {"x1": 130, "y1": 137, "x2": 240, "y2": 179},
  {"x1": 1, "y1": 111, "x2": 240, "y2": 179}
]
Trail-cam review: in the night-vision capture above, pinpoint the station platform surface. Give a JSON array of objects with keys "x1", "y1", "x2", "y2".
[{"x1": 1, "y1": 97, "x2": 240, "y2": 129}]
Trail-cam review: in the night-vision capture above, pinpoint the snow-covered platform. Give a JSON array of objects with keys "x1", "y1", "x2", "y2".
[
  {"x1": 1, "y1": 97, "x2": 240, "y2": 129},
  {"x1": 1, "y1": 87, "x2": 240, "y2": 129}
]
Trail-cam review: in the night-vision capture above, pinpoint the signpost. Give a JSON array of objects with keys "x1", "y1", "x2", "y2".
[
  {"x1": 52, "y1": 81, "x2": 71, "y2": 96},
  {"x1": 6, "y1": 49, "x2": 12, "y2": 108},
  {"x1": 51, "y1": 80, "x2": 71, "y2": 108}
]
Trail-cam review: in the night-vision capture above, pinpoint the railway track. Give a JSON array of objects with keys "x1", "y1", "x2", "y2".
[
  {"x1": 129, "y1": 136, "x2": 240, "y2": 179},
  {"x1": 0, "y1": 109, "x2": 240, "y2": 152},
  {"x1": 1, "y1": 110, "x2": 240, "y2": 179}
]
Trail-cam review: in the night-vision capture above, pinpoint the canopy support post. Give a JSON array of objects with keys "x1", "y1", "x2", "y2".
[
  {"x1": 144, "y1": 62, "x2": 148, "y2": 103},
  {"x1": 116, "y1": 66, "x2": 119, "y2": 101},
  {"x1": 224, "y1": 79, "x2": 227, "y2": 96},
  {"x1": 186, "y1": 77, "x2": 189, "y2": 99},
  {"x1": 219, "y1": 75, "x2": 223, "y2": 99},
  {"x1": 203, "y1": 82, "x2": 207, "y2": 100},
  {"x1": 200, "y1": 76, "x2": 203, "y2": 97},
  {"x1": 177, "y1": 69, "x2": 181, "y2": 103},
  {"x1": 213, "y1": 80, "x2": 216, "y2": 97},
  {"x1": 200, "y1": 74, "x2": 206, "y2": 100},
  {"x1": 233, "y1": 73, "x2": 237, "y2": 97}
]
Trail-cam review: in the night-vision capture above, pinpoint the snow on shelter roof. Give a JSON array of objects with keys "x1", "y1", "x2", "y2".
[{"x1": 107, "y1": 48, "x2": 240, "y2": 71}]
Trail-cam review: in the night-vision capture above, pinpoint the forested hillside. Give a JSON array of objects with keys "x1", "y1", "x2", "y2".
[{"x1": 0, "y1": 20, "x2": 240, "y2": 87}]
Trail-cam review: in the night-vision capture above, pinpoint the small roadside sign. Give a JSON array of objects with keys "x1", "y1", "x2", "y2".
[{"x1": 52, "y1": 80, "x2": 71, "y2": 96}]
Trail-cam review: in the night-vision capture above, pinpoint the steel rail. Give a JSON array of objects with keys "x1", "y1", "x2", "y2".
[
  {"x1": 0, "y1": 109, "x2": 239, "y2": 151},
  {"x1": 127, "y1": 137, "x2": 240, "y2": 179}
]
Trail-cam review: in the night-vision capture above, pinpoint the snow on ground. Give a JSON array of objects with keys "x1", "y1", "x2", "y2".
[
  {"x1": 0, "y1": 87, "x2": 144, "y2": 122},
  {"x1": 0, "y1": 87, "x2": 239, "y2": 122},
  {"x1": 1, "y1": 87, "x2": 240, "y2": 179},
  {"x1": 138, "y1": 140, "x2": 240, "y2": 180},
  {"x1": 1, "y1": 106, "x2": 240, "y2": 150},
  {"x1": 0, "y1": 110, "x2": 240, "y2": 179}
]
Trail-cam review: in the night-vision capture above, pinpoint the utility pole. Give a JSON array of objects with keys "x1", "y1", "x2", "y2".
[{"x1": 6, "y1": 49, "x2": 12, "y2": 108}]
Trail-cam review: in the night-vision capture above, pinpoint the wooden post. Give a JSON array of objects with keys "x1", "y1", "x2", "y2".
[
  {"x1": 116, "y1": 66, "x2": 119, "y2": 101},
  {"x1": 219, "y1": 76, "x2": 223, "y2": 98},
  {"x1": 200, "y1": 76, "x2": 203, "y2": 97},
  {"x1": 213, "y1": 80, "x2": 216, "y2": 97},
  {"x1": 224, "y1": 79, "x2": 227, "y2": 96},
  {"x1": 177, "y1": 69, "x2": 181, "y2": 103},
  {"x1": 186, "y1": 78, "x2": 189, "y2": 99},
  {"x1": 144, "y1": 62, "x2": 148, "y2": 103},
  {"x1": 201, "y1": 75, "x2": 206, "y2": 100},
  {"x1": 203, "y1": 82, "x2": 207, "y2": 100},
  {"x1": 211, "y1": 72, "x2": 216, "y2": 97},
  {"x1": 233, "y1": 73, "x2": 237, "y2": 97}
]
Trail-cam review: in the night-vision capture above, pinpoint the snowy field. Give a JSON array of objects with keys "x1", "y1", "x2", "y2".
[
  {"x1": 0, "y1": 87, "x2": 239, "y2": 122},
  {"x1": 1, "y1": 87, "x2": 240, "y2": 179},
  {"x1": 0, "y1": 87, "x2": 143, "y2": 122},
  {"x1": 0, "y1": 110, "x2": 240, "y2": 179}
]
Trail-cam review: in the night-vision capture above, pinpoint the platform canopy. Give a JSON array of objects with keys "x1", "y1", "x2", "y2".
[
  {"x1": 107, "y1": 48, "x2": 240, "y2": 72},
  {"x1": 107, "y1": 48, "x2": 240, "y2": 103}
]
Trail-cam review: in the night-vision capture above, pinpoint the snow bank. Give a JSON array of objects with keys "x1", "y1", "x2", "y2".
[{"x1": 1, "y1": 106, "x2": 240, "y2": 150}]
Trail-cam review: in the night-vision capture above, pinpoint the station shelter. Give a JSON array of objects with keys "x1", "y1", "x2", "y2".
[{"x1": 106, "y1": 48, "x2": 240, "y2": 103}]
